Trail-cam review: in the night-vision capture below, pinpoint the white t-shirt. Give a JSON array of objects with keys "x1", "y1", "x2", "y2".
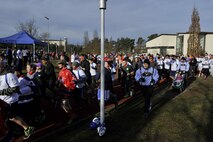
[
  {"x1": 90, "y1": 62, "x2": 97, "y2": 76},
  {"x1": 16, "y1": 49, "x2": 23, "y2": 59},
  {"x1": 72, "y1": 68, "x2": 86, "y2": 88},
  {"x1": 179, "y1": 62, "x2": 189, "y2": 71},
  {"x1": 202, "y1": 60, "x2": 210, "y2": 69},
  {"x1": 157, "y1": 60, "x2": 163, "y2": 70},
  {"x1": 71, "y1": 54, "x2": 75, "y2": 63},
  {"x1": 0, "y1": 73, "x2": 20, "y2": 104},
  {"x1": 22, "y1": 49, "x2": 29, "y2": 57},
  {"x1": 210, "y1": 59, "x2": 213, "y2": 67},
  {"x1": 164, "y1": 58, "x2": 171, "y2": 70},
  {"x1": 170, "y1": 59, "x2": 179, "y2": 71},
  {"x1": 197, "y1": 57, "x2": 204, "y2": 71}
]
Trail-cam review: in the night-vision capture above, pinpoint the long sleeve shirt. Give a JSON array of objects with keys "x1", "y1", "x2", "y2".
[
  {"x1": 157, "y1": 60, "x2": 164, "y2": 70},
  {"x1": 170, "y1": 59, "x2": 180, "y2": 71},
  {"x1": 202, "y1": 60, "x2": 210, "y2": 69},
  {"x1": 135, "y1": 66, "x2": 159, "y2": 86},
  {"x1": 18, "y1": 77, "x2": 34, "y2": 104},
  {"x1": 164, "y1": 58, "x2": 171, "y2": 70},
  {"x1": 58, "y1": 67, "x2": 76, "y2": 91},
  {"x1": 72, "y1": 68, "x2": 86, "y2": 88},
  {"x1": 179, "y1": 61, "x2": 190, "y2": 72},
  {"x1": 90, "y1": 62, "x2": 97, "y2": 76}
]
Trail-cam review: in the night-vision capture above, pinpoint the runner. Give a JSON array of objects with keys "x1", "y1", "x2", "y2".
[
  {"x1": 0, "y1": 61, "x2": 34, "y2": 139},
  {"x1": 57, "y1": 59, "x2": 77, "y2": 124},
  {"x1": 135, "y1": 59, "x2": 159, "y2": 118}
]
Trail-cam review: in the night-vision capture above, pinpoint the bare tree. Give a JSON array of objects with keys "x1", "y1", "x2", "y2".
[
  {"x1": 39, "y1": 32, "x2": 49, "y2": 40},
  {"x1": 16, "y1": 18, "x2": 39, "y2": 37},
  {"x1": 93, "y1": 30, "x2": 98, "y2": 39},
  {"x1": 92, "y1": 30, "x2": 100, "y2": 53}
]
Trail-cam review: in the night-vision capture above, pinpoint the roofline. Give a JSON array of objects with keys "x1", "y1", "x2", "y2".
[
  {"x1": 146, "y1": 34, "x2": 176, "y2": 43},
  {"x1": 146, "y1": 46, "x2": 175, "y2": 49},
  {"x1": 158, "y1": 34, "x2": 177, "y2": 36},
  {"x1": 177, "y1": 31, "x2": 213, "y2": 34}
]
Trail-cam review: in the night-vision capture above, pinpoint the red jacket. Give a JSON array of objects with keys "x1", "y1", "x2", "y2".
[{"x1": 58, "y1": 67, "x2": 76, "y2": 91}]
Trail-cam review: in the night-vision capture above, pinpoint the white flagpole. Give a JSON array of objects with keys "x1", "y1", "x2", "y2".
[{"x1": 99, "y1": 0, "x2": 107, "y2": 136}]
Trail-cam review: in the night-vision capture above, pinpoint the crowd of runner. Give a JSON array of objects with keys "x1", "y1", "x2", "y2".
[{"x1": 0, "y1": 46, "x2": 213, "y2": 140}]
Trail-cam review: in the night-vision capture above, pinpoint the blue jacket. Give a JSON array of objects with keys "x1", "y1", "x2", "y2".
[{"x1": 135, "y1": 66, "x2": 159, "y2": 86}]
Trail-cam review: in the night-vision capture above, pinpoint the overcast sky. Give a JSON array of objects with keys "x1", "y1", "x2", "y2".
[{"x1": 0, "y1": 0, "x2": 213, "y2": 44}]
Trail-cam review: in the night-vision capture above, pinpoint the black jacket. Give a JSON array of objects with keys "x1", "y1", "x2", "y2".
[
  {"x1": 80, "y1": 59, "x2": 91, "y2": 79},
  {"x1": 43, "y1": 61, "x2": 56, "y2": 88},
  {"x1": 189, "y1": 58, "x2": 197, "y2": 66},
  {"x1": 104, "y1": 68, "x2": 113, "y2": 91}
]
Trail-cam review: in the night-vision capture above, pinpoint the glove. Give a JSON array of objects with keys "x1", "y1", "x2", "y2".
[
  {"x1": 150, "y1": 79, "x2": 155, "y2": 85},
  {"x1": 73, "y1": 80, "x2": 78, "y2": 84},
  {"x1": 139, "y1": 78, "x2": 145, "y2": 82},
  {"x1": 55, "y1": 80, "x2": 60, "y2": 87}
]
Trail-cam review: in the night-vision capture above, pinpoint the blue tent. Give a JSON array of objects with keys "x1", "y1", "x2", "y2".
[
  {"x1": 0, "y1": 31, "x2": 47, "y2": 61},
  {"x1": 0, "y1": 31, "x2": 47, "y2": 46}
]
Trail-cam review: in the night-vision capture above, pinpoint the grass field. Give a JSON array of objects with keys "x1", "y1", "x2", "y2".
[{"x1": 37, "y1": 76, "x2": 213, "y2": 142}]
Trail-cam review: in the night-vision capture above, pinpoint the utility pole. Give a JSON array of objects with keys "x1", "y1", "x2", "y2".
[
  {"x1": 64, "y1": 37, "x2": 67, "y2": 52},
  {"x1": 45, "y1": 16, "x2": 50, "y2": 53}
]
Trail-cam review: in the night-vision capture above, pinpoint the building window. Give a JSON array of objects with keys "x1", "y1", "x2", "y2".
[{"x1": 176, "y1": 35, "x2": 183, "y2": 55}]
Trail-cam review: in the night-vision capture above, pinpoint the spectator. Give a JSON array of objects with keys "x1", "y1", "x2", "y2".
[
  {"x1": 16, "y1": 47, "x2": 23, "y2": 72},
  {"x1": 12, "y1": 48, "x2": 17, "y2": 66},
  {"x1": 22, "y1": 47, "x2": 29, "y2": 67},
  {"x1": 6, "y1": 47, "x2": 13, "y2": 67}
]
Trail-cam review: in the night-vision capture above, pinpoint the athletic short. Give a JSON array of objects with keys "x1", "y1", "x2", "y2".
[
  {"x1": 202, "y1": 68, "x2": 210, "y2": 76},
  {"x1": 5, "y1": 102, "x2": 20, "y2": 119}
]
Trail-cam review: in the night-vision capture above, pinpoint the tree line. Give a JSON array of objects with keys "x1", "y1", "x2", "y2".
[{"x1": 13, "y1": 18, "x2": 159, "y2": 54}]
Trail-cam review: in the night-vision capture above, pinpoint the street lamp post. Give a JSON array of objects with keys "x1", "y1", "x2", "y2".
[
  {"x1": 64, "y1": 37, "x2": 67, "y2": 52},
  {"x1": 45, "y1": 16, "x2": 50, "y2": 53},
  {"x1": 98, "y1": 0, "x2": 107, "y2": 137}
]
